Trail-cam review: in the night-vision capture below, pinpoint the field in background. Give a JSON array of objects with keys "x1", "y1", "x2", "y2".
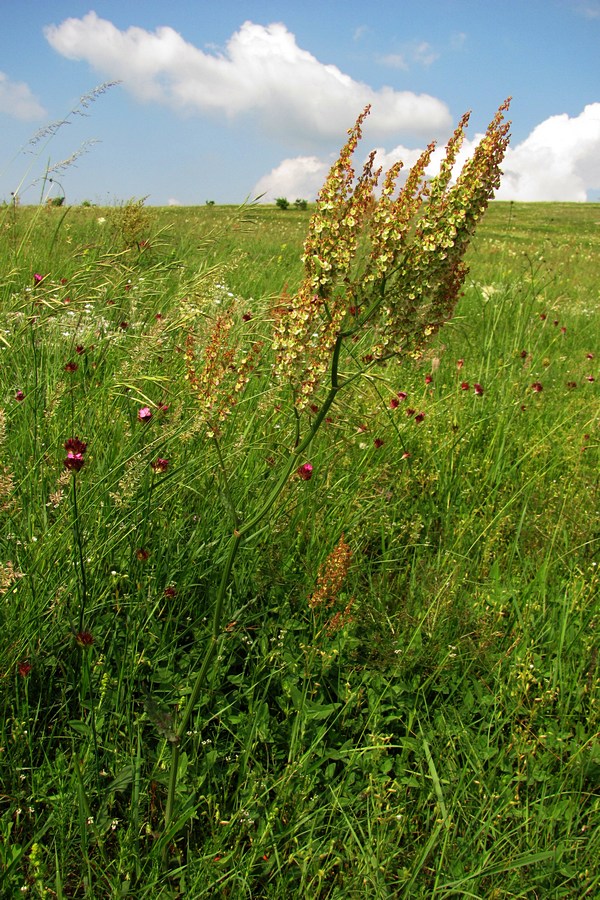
[{"x1": 0, "y1": 200, "x2": 598, "y2": 897}]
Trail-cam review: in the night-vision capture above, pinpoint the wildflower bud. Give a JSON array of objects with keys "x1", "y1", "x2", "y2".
[
  {"x1": 15, "y1": 390, "x2": 25, "y2": 401},
  {"x1": 474, "y1": 383, "x2": 484, "y2": 395},
  {"x1": 296, "y1": 463, "x2": 313, "y2": 480},
  {"x1": 151, "y1": 458, "x2": 169, "y2": 473},
  {"x1": 531, "y1": 382, "x2": 543, "y2": 393}
]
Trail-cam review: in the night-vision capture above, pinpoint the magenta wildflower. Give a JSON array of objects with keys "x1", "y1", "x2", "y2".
[
  {"x1": 414, "y1": 412, "x2": 426, "y2": 423},
  {"x1": 138, "y1": 407, "x2": 152, "y2": 422},
  {"x1": 15, "y1": 390, "x2": 25, "y2": 402},
  {"x1": 151, "y1": 458, "x2": 169, "y2": 473},
  {"x1": 474, "y1": 383, "x2": 484, "y2": 395},
  {"x1": 33, "y1": 273, "x2": 44, "y2": 285},
  {"x1": 296, "y1": 463, "x2": 314, "y2": 480},
  {"x1": 389, "y1": 397, "x2": 400, "y2": 409},
  {"x1": 63, "y1": 438, "x2": 87, "y2": 471},
  {"x1": 531, "y1": 382, "x2": 543, "y2": 392},
  {"x1": 397, "y1": 391, "x2": 408, "y2": 401}
]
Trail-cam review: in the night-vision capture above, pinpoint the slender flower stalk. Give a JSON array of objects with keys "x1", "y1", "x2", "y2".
[{"x1": 164, "y1": 100, "x2": 512, "y2": 843}]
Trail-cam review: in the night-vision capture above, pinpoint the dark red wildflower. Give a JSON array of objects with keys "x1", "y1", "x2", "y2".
[
  {"x1": 567, "y1": 381, "x2": 577, "y2": 389},
  {"x1": 460, "y1": 381, "x2": 470, "y2": 391},
  {"x1": 397, "y1": 391, "x2": 407, "y2": 401},
  {"x1": 75, "y1": 345, "x2": 85, "y2": 355},
  {"x1": 389, "y1": 397, "x2": 400, "y2": 409},
  {"x1": 33, "y1": 273, "x2": 44, "y2": 285},
  {"x1": 64, "y1": 361, "x2": 78, "y2": 373},
  {"x1": 136, "y1": 548, "x2": 150, "y2": 561},
  {"x1": 151, "y1": 458, "x2": 169, "y2": 473},
  {"x1": 63, "y1": 438, "x2": 87, "y2": 471},
  {"x1": 164, "y1": 586, "x2": 177, "y2": 598},
  {"x1": 540, "y1": 313, "x2": 547, "y2": 321},
  {"x1": 119, "y1": 321, "x2": 129, "y2": 330},
  {"x1": 414, "y1": 412, "x2": 425, "y2": 423},
  {"x1": 76, "y1": 631, "x2": 94, "y2": 648},
  {"x1": 474, "y1": 383, "x2": 484, "y2": 395},
  {"x1": 15, "y1": 390, "x2": 25, "y2": 402},
  {"x1": 425, "y1": 374, "x2": 433, "y2": 385},
  {"x1": 242, "y1": 312, "x2": 252, "y2": 322},
  {"x1": 296, "y1": 463, "x2": 313, "y2": 480},
  {"x1": 531, "y1": 382, "x2": 543, "y2": 392},
  {"x1": 373, "y1": 438, "x2": 384, "y2": 448},
  {"x1": 520, "y1": 350, "x2": 528, "y2": 359},
  {"x1": 587, "y1": 375, "x2": 595, "y2": 383},
  {"x1": 18, "y1": 661, "x2": 32, "y2": 678},
  {"x1": 587, "y1": 353, "x2": 594, "y2": 360}
]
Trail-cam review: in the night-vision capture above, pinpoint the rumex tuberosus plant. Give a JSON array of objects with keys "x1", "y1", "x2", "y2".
[{"x1": 164, "y1": 100, "x2": 512, "y2": 839}]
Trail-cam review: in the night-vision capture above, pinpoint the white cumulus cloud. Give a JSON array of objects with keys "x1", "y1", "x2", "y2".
[
  {"x1": 0, "y1": 71, "x2": 46, "y2": 120},
  {"x1": 44, "y1": 13, "x2": 452, "y2": 143},
  {"x1": 253, "y1": 156, "x2": 330, "y2": 202},
  {"x1": 255, "y1": 104, "x2": 600, "y2": 204},
  {"x1": 496, "y1": 104, "x2": 600, "y2": 201}
]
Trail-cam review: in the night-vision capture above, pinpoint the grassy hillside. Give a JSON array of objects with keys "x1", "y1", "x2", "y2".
[{"x1": 0, "y1": 199, "x2": 598, "y2": 897}]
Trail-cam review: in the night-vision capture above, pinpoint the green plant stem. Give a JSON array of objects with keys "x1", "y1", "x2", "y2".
[
  {"x1": 163, "y1": 334, "x2": 345, "y2": 839},
  {"x1": 71, "y1": 474, "x2": 88, "y2": 633}
]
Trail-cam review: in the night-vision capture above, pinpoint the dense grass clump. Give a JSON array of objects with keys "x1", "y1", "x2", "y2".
[{"x1": 0, "y1": 185, "x2": 598, "y2": 897}]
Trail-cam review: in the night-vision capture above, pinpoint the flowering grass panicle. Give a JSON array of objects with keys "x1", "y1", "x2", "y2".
[
  {"x1": 273, "y1": 100, "x2": 511, "y2": 409},
  {"x1": 185, "y1": 313, "x2": 263, "y2": 437}
]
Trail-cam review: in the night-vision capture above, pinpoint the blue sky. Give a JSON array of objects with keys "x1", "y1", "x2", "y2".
[{"x1": 1, "y1": 0, "x2": 599, "y2": 205}]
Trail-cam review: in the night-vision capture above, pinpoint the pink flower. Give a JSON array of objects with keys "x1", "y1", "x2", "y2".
[
  {"x1": 33, "y1": 273, "x2": 44, "y2": 285},
  {"x1": 296, "y1": 462, "x2": 313, "y2": 480},
  {"x1": 138, "y1": 407, "x2": 152, "y2": 422},
  {"x1": 531, "y1": 382, "x2": 543, "y2": 393},
  {"x1": 18, "y1": 660, "x2": 32, "y2": 678},
  {"x1": 474, "y1": 383, "x2": 484, "y2": 395},
  {"x1": 15, "y1": 390, "x2": 25, "y2": 402},
  {"x1": 63, "y1": 437, "x2": 87, "y2": 471}
]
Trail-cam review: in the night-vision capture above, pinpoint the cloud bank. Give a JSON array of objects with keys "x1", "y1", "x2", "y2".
[
  {"x1": 44, "y1": 13, "x2": 452, "y2": 143},
  {"x1": 0, "y1": 72, "x2": 46, "y2": 120},
  {"x1": 254, "y1": 104, "x2": 600, "y2": 203}
]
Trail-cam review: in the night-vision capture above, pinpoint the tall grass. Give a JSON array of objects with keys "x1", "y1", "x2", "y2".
[{"x1": 0, "y1": 178, "x2": 598, "y2": 896}]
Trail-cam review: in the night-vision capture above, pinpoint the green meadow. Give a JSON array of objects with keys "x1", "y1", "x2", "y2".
[{"x1": 0, "y1": 198, "x2": 598, "y2": 897}]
